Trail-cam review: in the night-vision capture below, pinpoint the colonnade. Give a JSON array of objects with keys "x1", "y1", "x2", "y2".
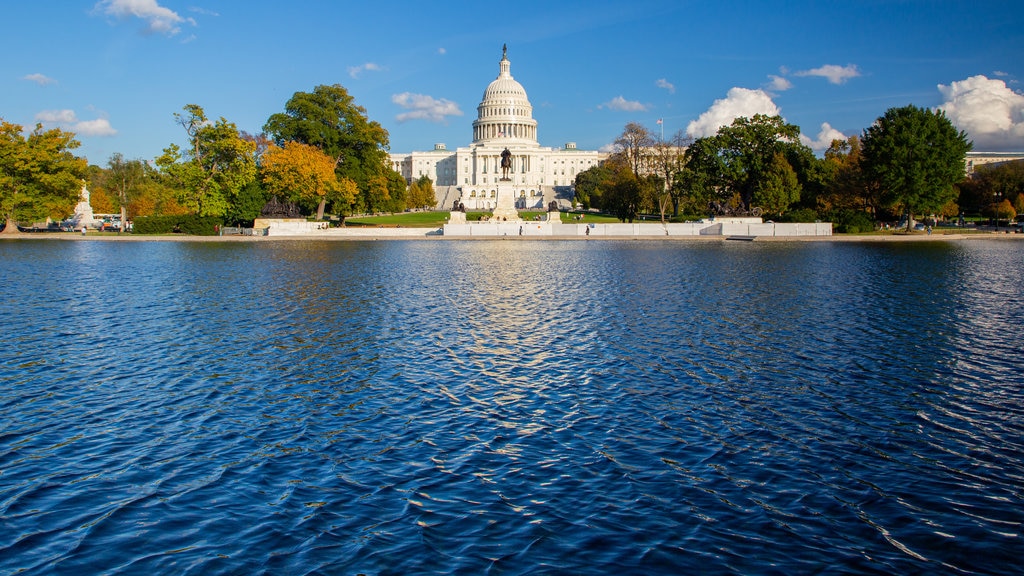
[{"x1": 473, "y1": 123, "x2": 537, "y2": 142}]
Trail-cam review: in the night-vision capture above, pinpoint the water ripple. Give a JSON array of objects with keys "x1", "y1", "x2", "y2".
[{"x1": 1, "y1": 239, "x2": 1022, "y2": 574}]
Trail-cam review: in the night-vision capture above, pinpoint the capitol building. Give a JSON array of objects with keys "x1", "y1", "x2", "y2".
[{"x1": 389, "y1": 46, "x2": 606, "y2": 211}]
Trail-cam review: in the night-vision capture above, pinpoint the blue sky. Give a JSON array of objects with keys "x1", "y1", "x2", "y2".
[{"x1": 3, "y1": 0, "x2": 1022, "y2": 166}]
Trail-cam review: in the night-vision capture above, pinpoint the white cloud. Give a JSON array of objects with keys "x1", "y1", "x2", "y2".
[
  {"x1": 438, "y1": 47, "x2": 447, "y2": 55},
  {"x1": 937, "y1": 75, "x2": 1024, "y2": 151},
  {"x1": 94, "y1": 0, "x2": 196, "y2": 36},
  {"x1": 36, "y1": 109, "x2": 79, "y2": 123},
  {"x1": 795, "y1": 64, "x2": 860, "y2": 85},
  {"x1": 23, "y1": 73, "x2": 56, "y2": 86},
  {"x1": 35, "y1": 109, "x2": 117, "y2": 136},
  {"x1": 392, "y1": 92, "x2": 463, "y2": 123},
  {"x1": 800, "y1": 122, "x2": 847, "y2": 152},
  {"x1": 656, "y1": 78, "x2": 675, "y2": 94},
  {"x1": 73, "y1": 118, "x2": 118, "y2": 137},
  {"x1": 599, "y1": 96, "x2": 648, "y2": 112},
  {"x1": 766, "y1": 75, "x2": 792, "y2": 92},
  {"x1": 686, "y1": 87, "x2": 780, "y2": 138},
  {"x1": 348, "y1": 62, "x2": 383, "y2": 79}
]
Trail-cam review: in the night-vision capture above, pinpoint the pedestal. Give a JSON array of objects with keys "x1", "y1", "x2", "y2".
[{"x1": 490, "y1": 180, "x2": 520, "y2": 222}]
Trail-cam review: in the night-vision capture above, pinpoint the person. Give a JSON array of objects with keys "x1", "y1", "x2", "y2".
[
  {"x1": 519, "y1": 225, "x2": 523, "y2": 236},
  {"x1": 81, "y1": 225, "x2": 87, "y2": 236},
  {"x1": 585, "y1": 225, "x2": 590, "y2": 236}
]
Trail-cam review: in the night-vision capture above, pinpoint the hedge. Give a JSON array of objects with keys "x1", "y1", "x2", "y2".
[{"x1": 133, "y1": 215, "x2": 223, "y2": 235}]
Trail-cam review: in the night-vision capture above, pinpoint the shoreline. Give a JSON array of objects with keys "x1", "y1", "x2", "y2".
[{"x1": 2, "y1": 231, "x2": 1022, "y2": 243}]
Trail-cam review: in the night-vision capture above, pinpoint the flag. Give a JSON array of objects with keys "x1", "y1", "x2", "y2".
[{"x1": 656, "y1": 118, "x2": 663, "y2": 125}]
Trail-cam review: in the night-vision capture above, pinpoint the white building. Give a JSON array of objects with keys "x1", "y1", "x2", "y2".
[{"x1": 390, "y1": 45, "x2": 606, "y2": 211}]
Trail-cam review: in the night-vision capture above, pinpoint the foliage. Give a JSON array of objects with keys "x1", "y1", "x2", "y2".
[
  {"x1": 604, "y1": 164, "x2": 644, "y2": 222},
  {"x1": 613, "y1": 122, "x2": 655, "y2": 177},
  {"x1": 225, "y1": 179, "x2": 268, "y2": 226},
  {"x1": 573, "y1": 162, "x2": 615, "y2": 209},
  {"x1": 156, "y1": 104, "x2": 257, "y2": 217},
  {"x1": 261, "y1": 141, "x2": 355, "y2": 220},
  {"x1": 132, "y1": 214, "x2": 222, "y2": 235},
  {"x1": 682, "y1": 115, "x2": 808, "y2": 214},
  {"x1": 956, "y1": 159, "x2": 1024, "y2": 216},
  {"x1": 777, "y1": 208, "x2": 820, "y2": 223},
  {"x1": 860, "y1": 104, "x2": 972, "y2": 231},
  {"x1": 407, "y1": 175, "x2": 437, "y2": 210},
  {"x1": 985, "y1": 198, "x2": 1016, "y2": 222},
  {"x1": 0, "y1": 120, "x2": 87, "y2": 231},
  {"x1": 99, "y1": 153, "x2": 146, "y2": 230},
  {"x1": 264, "y1": 84, "x2": 392, "y2": 215},
  {"x1": 753, "y1": 152, "x2": 801, "y2": 215},
  {"x1": 832, "y1": 210, "x2": 875, "y2": 233}
]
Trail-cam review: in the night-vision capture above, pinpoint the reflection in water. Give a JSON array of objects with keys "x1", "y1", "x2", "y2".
[{"x1": 0, "y1": 239, "x2": 1022, "y2": 574}]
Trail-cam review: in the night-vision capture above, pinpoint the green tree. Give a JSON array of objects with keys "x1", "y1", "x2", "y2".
[
  {"x1": 683, "y1": 115, "x2": 808, "y2": 214},
  {"x1": 264, "y1": 85, "x2": 392, "y2": 215},
  {"x1": 574, "y1": 162, "x2": 614, "y2": 210},
  {"x1": 604, "y1": 164, "x2": 643, "y2": 222},
  {"x1": 753, "y1": 152, "x2": 801, "y2": 215},
  {"x1": 156, "y1": 104, "x2": 257, "y2": 217},
  {"x1": 861, "y1": 105, "x2": 972, "y2": 231},
  {"x1": 1, "y1": 120, "x2": 87, "y2": 234},
  {"x1": 224, "y1": 179, "x2": 268, "y2": 226},
  {"x1": 101, "y1": 153, "x2": 145, "y2": 231}
]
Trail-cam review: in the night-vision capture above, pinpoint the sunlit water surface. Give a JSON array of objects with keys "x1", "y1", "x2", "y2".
[{"x1": 1, "y1": 239, "x2": 1022, "y2": 574}]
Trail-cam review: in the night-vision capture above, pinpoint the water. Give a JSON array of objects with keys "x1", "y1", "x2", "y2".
[{"x1": 1, "y1": 238, "x2": 1022, "y2": 575}]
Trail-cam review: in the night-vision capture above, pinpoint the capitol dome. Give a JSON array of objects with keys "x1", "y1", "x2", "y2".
[{"x1": 472, "y1": 45, "x2": 538, "y2": 146}]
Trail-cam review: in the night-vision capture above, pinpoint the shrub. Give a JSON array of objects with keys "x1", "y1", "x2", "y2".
[
  {"x1": 834, "y1": 210, "x2": 875, "y2": 233},
  {"x1": 778, "y1": 208, "x2": 819, "y2": 223},
  {"x1": 133, "y1": 215, "x2": 223, "y2": 235}
]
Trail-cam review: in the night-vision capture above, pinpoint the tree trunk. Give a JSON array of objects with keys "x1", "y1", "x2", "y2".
[
  {"x1": 120, "y1": 205, "x2": 127, "y2": 232},
  {"x1": 1, "y1": 217, "x2": 22, "y2": 235},
  {"x1": 907, "y1": 211, "x2": 913, "y2": 233},
  {"x1": 316, "y1": 198, "x2": 326, "y2": 221}
]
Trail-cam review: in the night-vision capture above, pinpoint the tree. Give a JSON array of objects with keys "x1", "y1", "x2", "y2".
[
  {"x1": 604, "y1": 164, "x2": 644, "y2": 222},
  {"x1": 1, "y1": 120, "x2": 87, "y2": 234},
  {"x1": 957, "y1": 159, "x2": 1024, "y2": 216},
  {"x1": 682, "y1": 115, "x2": 807, "y2": 214},
  {"x1": 264, "y1": 85, "x2": 392, "y2": 215},
  {"x1": 261, "y1": 141, "x2": 355, "y2": 220},
  {"x1": 156, "y1": 104, "x2": 257, "y2": 217},
  {"x1": 861, "y1": 105, "x2": 972, "y2": 231},
  {"x1": 753, "y1": 152, "x2": 801, "y2": 215},
  {"x1": 408, "y1": 175, "x2": 437, "y2": 210},
  {"x1": 101, "y1": 153, "x2": 145, "y2": 231},
  {"x1": 649, "y1": 129, "x2": 691, "y2": 219},
  {"x1": 613, "y1": 122, "x2": 655, "y2": 178},
  {"x1": 986, "y1": 198, "x2": 1016, "y2": 226}
]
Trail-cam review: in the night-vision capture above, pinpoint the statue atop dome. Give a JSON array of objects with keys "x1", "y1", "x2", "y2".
[{"x1": 502, "y1": 43, "x2": 507, "y2": 60}]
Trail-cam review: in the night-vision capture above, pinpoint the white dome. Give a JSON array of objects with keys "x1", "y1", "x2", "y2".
[{"x1": 472, "y1": 45, "x2": 538, "y2": 146}]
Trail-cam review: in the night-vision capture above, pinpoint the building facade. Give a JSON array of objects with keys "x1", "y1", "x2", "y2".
[{"x1": 390, "y1": 45, "x2": 606, "y2": 210}]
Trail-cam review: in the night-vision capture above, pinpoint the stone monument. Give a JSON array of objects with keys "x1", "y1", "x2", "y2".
[{"x1": 70, "y1": 182, "x2": 95, "y2": 229}]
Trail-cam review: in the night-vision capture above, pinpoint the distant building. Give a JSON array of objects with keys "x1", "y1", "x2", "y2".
[
  {"x1": 390, "y1": 45, "x2": 606, "y2": 211},
  {"x1": 965, "y1": 152, "x2": 1024, "y2": 176}
]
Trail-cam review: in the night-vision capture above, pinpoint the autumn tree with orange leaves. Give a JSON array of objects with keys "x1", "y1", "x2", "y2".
[{"x1": 261, "y1": 141, "x2": 356, "y2": 220}]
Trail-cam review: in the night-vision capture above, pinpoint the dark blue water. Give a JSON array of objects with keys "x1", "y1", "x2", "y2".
[{"x1": 1, "y1": 239, "x2": 1022, "y2": 575}]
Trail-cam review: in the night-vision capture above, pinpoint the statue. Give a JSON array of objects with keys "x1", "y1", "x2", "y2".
[{"x1": 500, "y1": 148, "x2": 512, "y2": 180}]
